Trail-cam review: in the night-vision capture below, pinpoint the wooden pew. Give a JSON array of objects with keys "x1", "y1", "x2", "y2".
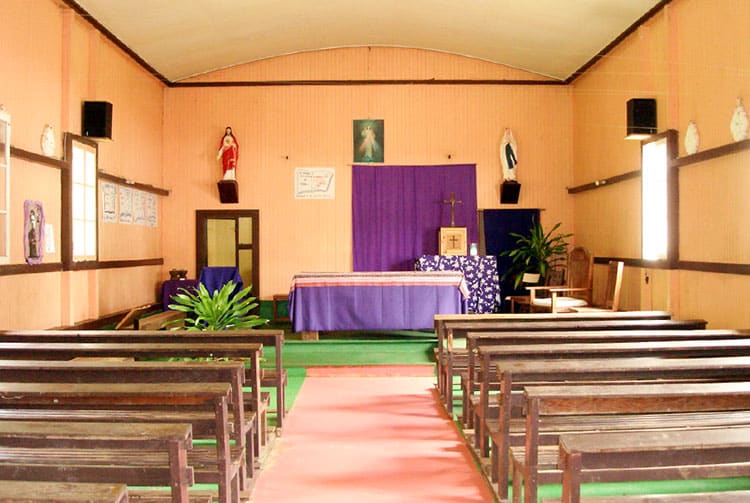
[
  {"x1": 0, "y1": 329, "x2": 288, "y2": 430},
  {"x1": 0, "y1": 380, "x2": 239, "y2": 502},
  {"x1": 542, "y1": 490, "x2": 750, "y2": 503},
  {"x1": 472, "y1": 336, "x2": 750, "y2": 496},
  {"x1": 467, "y1": 328, "x2": 747, "y2": 432},
  {"x1": 436, "y1": 313, "x2": 685, "y2": 408},
  {"x1": 0, "y1": 358, "x2": 260, "y2": 479},
  {"x1": 0, "y1": 481, "x2": 129, "y2": 502},
  {"x1": 0, "y1": 420, "x2": 193, "y2": 503},
  {"x1": 555, "y1": 427, "x2": 750, "y2": 503},
  {"x1": 514, "y1": 381, "x2": 750, "y2": 503},
  {"x1": 445, "y1": 318, "x2": 706, "y2": 410},
  {"x1": 483, "y1": 355, "x2": 750, "y2": 501},
  {"x1": 434, "y1": 310, "x2": 673, "y2": 402}
]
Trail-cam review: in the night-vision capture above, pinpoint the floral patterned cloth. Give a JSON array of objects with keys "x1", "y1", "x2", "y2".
[{"x1": 415, "y1": 255, "x2": 500, "y2": 313}]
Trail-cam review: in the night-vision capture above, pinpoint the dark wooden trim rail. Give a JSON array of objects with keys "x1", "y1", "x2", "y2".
[
  {"x1": 98, "y1": 170, "x2": 170, "y2": 196},
  {"x1": 0, "y1": 420, "x2": 193, "y2": 503}
]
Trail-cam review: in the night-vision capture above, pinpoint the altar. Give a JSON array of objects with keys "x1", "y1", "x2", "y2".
[
  {"x1": 288, "y1": 271, "x2": 469, "y2": 334},
  {"x1": 415, "y1": 255, "x2": 499, "y2": 314}
]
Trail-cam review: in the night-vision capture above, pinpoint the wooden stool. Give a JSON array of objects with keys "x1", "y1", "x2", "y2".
[{"x1": 272, "y1": 294, "x2": 290, "y2": 322}]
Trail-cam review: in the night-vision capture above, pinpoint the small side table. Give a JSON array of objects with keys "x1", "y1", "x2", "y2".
[
  {"x1": 272, "y1": 294, "x2": 291, "y2": 322},
  {"x1": 161, "y1": 279, "x2": 199, "y2": 311}
]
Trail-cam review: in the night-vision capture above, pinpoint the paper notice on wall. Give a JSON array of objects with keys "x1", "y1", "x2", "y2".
[
  {"x1": 119, "y1": 186, "x2": 133, "y2": 224},
  {"x1": 294, "y1": 167, "x2": 335, "y2": 199},
  {"x1": 101, "y1": 182, "x2": 117, "y2": 223}
]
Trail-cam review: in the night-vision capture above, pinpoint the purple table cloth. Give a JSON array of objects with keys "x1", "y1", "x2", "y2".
[
  {"x1": 415, "y1": 255, "x2": 500, "y2": 314},
  {"x1": 288, "y1": 271, "x2": 469, "y2": 332},
  {"x1": 161, "y1": 279, "x2": 199, "y2": 311}
]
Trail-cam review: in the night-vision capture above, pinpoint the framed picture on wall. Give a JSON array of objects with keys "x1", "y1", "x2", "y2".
[{"x1": 353, "y1": 119, "x2": 384, "y2": 163}]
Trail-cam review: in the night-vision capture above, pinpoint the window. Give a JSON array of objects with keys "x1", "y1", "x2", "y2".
[
  {"x1": 641, "y1": 130, "x2": 678, "y2": 266},
  {"x1": 0, "y1": 109, "x2": 9, "y2": 264},
  {"x1": 63, "y1": 135, "x2": 98, "y2": 265}
]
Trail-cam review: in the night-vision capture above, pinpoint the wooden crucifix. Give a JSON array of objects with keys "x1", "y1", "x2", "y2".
[{"x1": 442, "y1": 192, "x2": 463, "y2": 227}]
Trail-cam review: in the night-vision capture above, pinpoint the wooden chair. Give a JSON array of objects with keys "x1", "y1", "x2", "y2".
[
  {"x1": 572, "y1": 260, "x2": 624, "y2": 312},
  {"x1": 514, "y1": 247, "x2": 593, "y2": 313},
  {"x1": 529, "y1": 259, "x2": 623, "y2": 313}
]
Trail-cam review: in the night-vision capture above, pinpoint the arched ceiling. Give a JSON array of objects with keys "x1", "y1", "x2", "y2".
[{"x1": 71, "y1": 0, "x2": 664, "y2": 83}]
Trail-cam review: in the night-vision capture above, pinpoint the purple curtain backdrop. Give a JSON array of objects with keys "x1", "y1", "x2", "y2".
[{"x1": 352, "y1": 164, "x2": 478, "y2": 271}]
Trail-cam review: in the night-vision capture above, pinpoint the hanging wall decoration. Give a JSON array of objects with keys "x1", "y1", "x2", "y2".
[
  {"x1": 730, "y1": 97, "x2": 749, "y2": 142},
  {"x1": 24, "y1": 200, "x2": 44, "y2": 265},
  {"x1": 685, "y1": 120, "x2": 700, "y2": 155},
  {"x1": 353, "y1": 119, "x2": 384, "y2": 163}
]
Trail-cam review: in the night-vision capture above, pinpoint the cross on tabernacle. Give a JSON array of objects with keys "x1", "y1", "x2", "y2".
[
  {"x1": 448, "y1": 234, "x2": 460, "y2": 248},
  {"x1": 443, "y1": 192, "x2": 462, "y2": 226}
]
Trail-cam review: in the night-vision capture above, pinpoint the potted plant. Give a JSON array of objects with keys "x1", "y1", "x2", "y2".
[
  {"x1": 500, "y1": 219, "x2": 572, "y2": 289},
  {"x1": 166, "y1": 280, "x2": 269, "y2": 331}
]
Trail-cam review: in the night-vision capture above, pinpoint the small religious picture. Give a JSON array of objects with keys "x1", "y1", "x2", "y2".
[
  {"x1": 439, "y1": 227, "x2": 468, "y2": 256},
  {"x1": 353, "y1": 119, "x2": 384, "y2": 163},
  {"x1": 24, "y1": 200, "x2": 45, "y2": 265}
]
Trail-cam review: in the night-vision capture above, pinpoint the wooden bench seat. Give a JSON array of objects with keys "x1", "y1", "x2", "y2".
[
  {"x1": 0, "y1": 480, "x2": 129, "y2": 502},
  {"x1": 0, "y1": 381, "x2": 240, "y2": 503},
  {"x1": 542, "y1": 490, "x2": 750, "y2": 503},
  {"x1": 135, "y1": 310, "x2": 186, "y2": 330},
  {"x1": 511, "y1": 381, "x2": 750, "y2": 503},
  {"x1": 556, "y1": 427, "x2": 750, "y2": 503},
  {"x1": 0, "y1": 420, "x2": 193, "y2": 502},
  {"x1": 128, "y1": 490, "x2": 214, "y2": 503}
]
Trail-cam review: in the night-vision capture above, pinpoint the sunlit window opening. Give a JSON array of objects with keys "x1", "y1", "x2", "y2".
[
  {"x1": 641, "y1": 138, "x2": 668, "y2": 260},
  {"x1": 71, "y1": 140, "x2": 97, "y2": 261}
]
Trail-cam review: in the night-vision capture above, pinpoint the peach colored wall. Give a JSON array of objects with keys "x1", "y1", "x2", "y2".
[
  {"x1": 572, "y1": 0, "x2": 750, "y2": 327},
  {"x1": 163, "y1": 47, "x2": 574, "y2": 299},
  {"x1": 0, "y1": 0, "x2": 166, "y2": 328}
]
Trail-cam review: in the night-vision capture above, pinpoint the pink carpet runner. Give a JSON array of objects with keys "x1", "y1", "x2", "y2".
[{"x1": 251, "y1": 370, "x2": 494, "y2": 502}]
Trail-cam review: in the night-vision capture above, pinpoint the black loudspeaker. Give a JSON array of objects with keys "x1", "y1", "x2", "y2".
[
  {"x1": 626, "y1": 98, "x2": 656, "y2": 138},
  {"x1": 82, "y1": 101, "x2": 113, "y2": 139},
  {"x1": 500, "y1": 181, "x2": 521, "y2": 204}
]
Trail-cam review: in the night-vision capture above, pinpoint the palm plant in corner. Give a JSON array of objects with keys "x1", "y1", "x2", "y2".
[
  {"x1": 166, "y1": 280, "x2": 268, "y2": 331},
  {"x1": 500, "y1": 218, "x2": 572, "y2": 289}
]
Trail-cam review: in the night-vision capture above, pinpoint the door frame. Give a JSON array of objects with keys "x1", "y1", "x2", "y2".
[{"x1": 195, "y1": 209, "x2": 260, "y2": 298}]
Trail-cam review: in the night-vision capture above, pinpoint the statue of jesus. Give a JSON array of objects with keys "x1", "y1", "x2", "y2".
[{"x1": 217, "y1": 126, "x2": 239, "y2": 180}]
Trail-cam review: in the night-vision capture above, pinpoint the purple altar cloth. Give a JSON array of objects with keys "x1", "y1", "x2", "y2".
[{"x1": 288, "y1": 271, "x2": 469, "y2": 332}]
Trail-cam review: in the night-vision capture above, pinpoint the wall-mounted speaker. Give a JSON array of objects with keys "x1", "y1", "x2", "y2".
[
  {"x1": 82, "y1": 101, "x2": 113, "y2": 140},
  {"x1": 500, "y1": 181, "x2": 521, "y2": 204},
  {"x1": 626, "y1": 98, "x2": 656, "y2": 139}
]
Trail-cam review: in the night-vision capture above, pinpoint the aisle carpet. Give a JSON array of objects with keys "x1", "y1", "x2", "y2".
[{"x1": 250, "y1": 373, "x2": 494, "y2": 502}]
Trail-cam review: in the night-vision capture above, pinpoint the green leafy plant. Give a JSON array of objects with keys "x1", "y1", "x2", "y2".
[
  {"x1": 166, "y1": 280, "x2": 269, "y2": 331},
  {"x1": 500, "y1": 219, "x2": 572, "y2": 289}
]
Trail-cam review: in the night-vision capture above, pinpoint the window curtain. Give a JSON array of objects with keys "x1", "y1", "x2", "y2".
[{"x1": 352, "y1": 164, "x2": 478, "y2": 271}]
